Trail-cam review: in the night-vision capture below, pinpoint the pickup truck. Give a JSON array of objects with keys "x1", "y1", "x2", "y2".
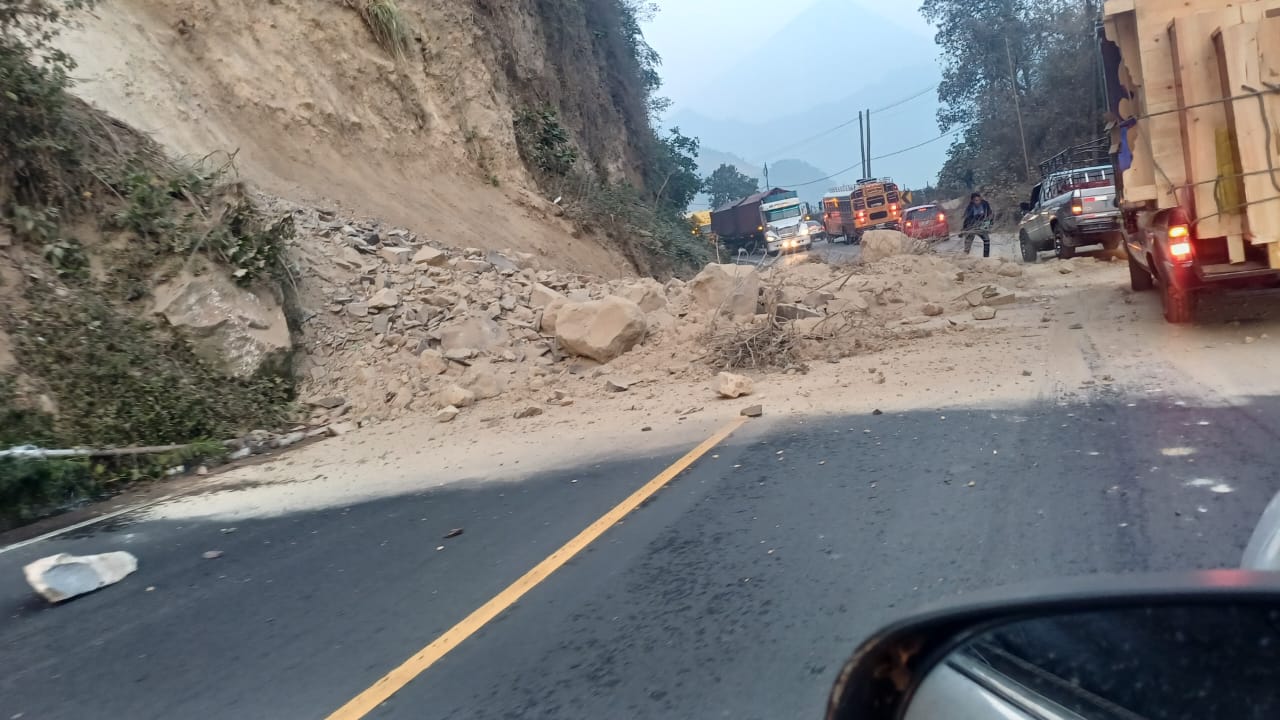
[
  {"x1": 1102, "y1": 4, "x2": 1280, "y2": 324},
  {"x1": 1018, "y1": 163, "x2": 1123, "y2": 262}
]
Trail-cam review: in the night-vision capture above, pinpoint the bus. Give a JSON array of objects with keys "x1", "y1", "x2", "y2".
[{"x1": 851, "y1": 177, "x2": 903, "y2": 239}]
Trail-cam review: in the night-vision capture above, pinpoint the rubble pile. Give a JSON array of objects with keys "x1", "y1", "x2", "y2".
[{"x1": 281, "y1": 211, "x2": 1032, "y2": 428}]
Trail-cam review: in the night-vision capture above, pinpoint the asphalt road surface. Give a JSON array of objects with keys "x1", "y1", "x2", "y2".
[{"x1": 3, "y1": 389, "x2": 1276, "y2": 719}]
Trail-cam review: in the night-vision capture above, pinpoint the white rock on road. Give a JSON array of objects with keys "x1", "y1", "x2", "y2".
[{"x1": 24, "y1": 551, "x2": 139, "y2": 603}]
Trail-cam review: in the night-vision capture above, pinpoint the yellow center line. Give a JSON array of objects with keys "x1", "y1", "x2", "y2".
[{"x1": 325, "y1": 416, "x2": 751, "y2": 719}]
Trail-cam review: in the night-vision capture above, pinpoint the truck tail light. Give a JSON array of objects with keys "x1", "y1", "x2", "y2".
[{"x1": 1168, "y1": 225, "x2": 1193, "y2": 260}]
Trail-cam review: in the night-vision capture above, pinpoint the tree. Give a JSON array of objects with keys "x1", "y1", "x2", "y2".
[
  {"x1": 922, "y1": 0, "x2": 1105, "y2": 198},
  {"x1": 703, "y1": 164, "x2": 760, "y2": 209},
  {"x1": 645, "y1": 127, "x2": 701, "y2": 211}
]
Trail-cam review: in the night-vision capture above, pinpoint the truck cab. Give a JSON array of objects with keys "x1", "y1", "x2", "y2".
[{"x1": 762, "y1": 193, "x2": 813, "y2": 255}]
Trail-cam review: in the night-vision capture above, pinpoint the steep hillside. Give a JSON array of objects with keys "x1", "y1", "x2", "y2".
[{"x1": 58, "y1": 0, "x2": 665, "y2": 275}]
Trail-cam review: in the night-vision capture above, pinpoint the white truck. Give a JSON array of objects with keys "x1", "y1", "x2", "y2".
[{"x1": 761, "y1": 192, "x2": 813, "y2": 255}]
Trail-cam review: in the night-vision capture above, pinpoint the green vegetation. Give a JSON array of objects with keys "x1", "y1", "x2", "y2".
[
  {"x1": 511, "y1": 2, "x2": 710, "y2": 276},
  {"x1": 0, "y1": 1, "x2": 298, "y2": 525},
  {"x1": 514, "y1": 107, "x2": 579, "y2": 177},
  {"x1": 924, "y1": 0, "x2": 1105, "y2": 204},
  {"x1": 348, "y1": 0, "x2": 412, "y2": 59},
  {"x1": 703, "y1": 164, "x2": 761, "y2": 210}
]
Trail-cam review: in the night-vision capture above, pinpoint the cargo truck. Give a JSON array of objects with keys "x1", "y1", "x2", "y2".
[
  {"x1": 1102, "y1": 0, "x2": 1280, "y2": 323},
  {"x1": 709, "y1": 188, "x2": 814, "y2": 255}
]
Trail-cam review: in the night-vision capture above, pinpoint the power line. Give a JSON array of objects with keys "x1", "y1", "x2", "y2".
[
  {"x1": 872, "y1": 84, "x2": 938, "y2": 114},
  {"x1": 871, "y1": 129, "x2": 958, "y2": 161},
  {"x1": 784, "y1": 129, "x2": 959, "y2": 188},
  {"x1": 760, "y1": 84, "x2": 938, "y2": 159}
]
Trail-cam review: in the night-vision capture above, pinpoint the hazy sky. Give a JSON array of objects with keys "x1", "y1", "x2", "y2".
[{"x1": 644, "y1": 0, "x2": 936, "y2": 113}]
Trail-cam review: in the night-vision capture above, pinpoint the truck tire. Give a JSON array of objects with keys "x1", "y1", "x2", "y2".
[
  {"x1": 1128, "y1": 251, "x2": 1154, "y2": 291},
  {"x1": 1019, "y1": 233, "x2": 1038, "y2": 263},
  {"x1": 1054, "y1": 228, "x2": 1075, "y2": 260},
  {"x1": 1160, "y1": 274, "x2": 1197, "y2": 324}
]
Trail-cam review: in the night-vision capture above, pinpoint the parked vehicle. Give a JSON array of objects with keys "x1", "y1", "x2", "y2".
[
  {"x1": 902, "y1": 204, "x2": 949, "y2": 241},
  {"x1": 821, "y1": 189, "x2": 857, "y2": 244},
  {"x1": 1017, "y1": 138, "x2": 1122, "y2": 262},
  {"x1": 1101, "y1": 4, "x2": 1280, "y2": 323},
  {"x1": 709, "y1": 188, "x2": 808, "y2": 254},
  {"x1": 802, "y1": 220, "x2": 827, "y2": 242}
]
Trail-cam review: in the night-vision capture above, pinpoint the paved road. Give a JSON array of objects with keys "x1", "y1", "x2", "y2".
[{"x1": 3, "y1": 390, "x2": 1277, "y2": 719}]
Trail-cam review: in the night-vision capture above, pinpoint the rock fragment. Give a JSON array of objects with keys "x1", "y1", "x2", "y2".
[{"x1": 24, "y1": 552, "x2": 139, "y2": 603}]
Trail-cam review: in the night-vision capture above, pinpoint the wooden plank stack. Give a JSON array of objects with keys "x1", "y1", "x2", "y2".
[{"x1": 1104, "y1": 0, "x2": 1280, "y2": 266}]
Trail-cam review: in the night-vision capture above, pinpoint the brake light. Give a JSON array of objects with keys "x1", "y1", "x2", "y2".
[
  {"x1": 905, "y1": 221, "x2": 913, "y2": 228},
  {"x1": 1168, "y1": 224, "x2": 1189, "y2": 239},
  {"x1": 890, "y1": 204, "x2": 898, "y2": 211},
  {"x1": 1071, "y1": 204, "x2": 1084, "y2": 215},
  {"x1": 937, "y1": 213, "x2": 946, "y2": 222},
  {"x1": 1170, "y1": 241, "x2": 1193, "y2": 259}
]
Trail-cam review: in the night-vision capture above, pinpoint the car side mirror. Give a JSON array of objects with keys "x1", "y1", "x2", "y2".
[
  {"x1": 826, "y1": 571, "x2": 1280, "y2": 720},
  {"x1": 1019, "y1": 201, "x2": 1032, "y2": 214}
]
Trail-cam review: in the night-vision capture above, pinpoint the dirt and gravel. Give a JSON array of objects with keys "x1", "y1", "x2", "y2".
[{"x1": 118, "y1": 228, "x2": 1280, "y2": 524}]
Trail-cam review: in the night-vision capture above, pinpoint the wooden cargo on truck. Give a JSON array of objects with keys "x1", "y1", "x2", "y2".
[{"x1": 1103, "y1": 0, "x2": 1280, "y2": 267}]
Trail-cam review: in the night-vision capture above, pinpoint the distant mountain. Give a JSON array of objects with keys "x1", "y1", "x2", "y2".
[{"x1": 669, "y1": 0, "x2": 947, "y2": 190}]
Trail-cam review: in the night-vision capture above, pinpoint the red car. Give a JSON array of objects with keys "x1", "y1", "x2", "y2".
[{"x1": 902, "y1": 204, "x2": 950, "y2": 241}]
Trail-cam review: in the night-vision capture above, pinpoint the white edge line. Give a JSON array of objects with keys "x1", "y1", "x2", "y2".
[{"x1": 0, "y1": 494, "x2": 176, "y2": 555}]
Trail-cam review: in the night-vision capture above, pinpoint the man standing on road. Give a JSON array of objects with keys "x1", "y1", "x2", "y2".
[{"x1": 962, "y1": 192, "x2": 994, "y2": 257}]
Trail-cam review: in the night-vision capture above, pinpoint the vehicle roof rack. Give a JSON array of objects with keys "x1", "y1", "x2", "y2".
[{"x1": 1038, "y1": 137, "x2": 1110, "y2": 178}]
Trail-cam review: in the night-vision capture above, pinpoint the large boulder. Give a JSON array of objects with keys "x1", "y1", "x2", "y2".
[
  {"x1": 554, "y1": 296, "x2": 648, "y2": 363},
  {"x1": 860, "y1": 230, "x2": 927, "y2": 263},
  {"x1": 152, "y1": 271, "x2": 291, "y2": 378},
  {"x1": 688, "y1": 263, "x2": 761, "y2": 318},
  {"x1": 539, "y1": 297, "x2": 568, "y2": 334},
  {"x1": 439, "y1": 314, "x2": 509, "y2": 353}
]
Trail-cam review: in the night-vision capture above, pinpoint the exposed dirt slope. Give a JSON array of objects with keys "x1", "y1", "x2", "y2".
[{"x1": 60, "y1": 0, "x2": 647, "y2": 275}]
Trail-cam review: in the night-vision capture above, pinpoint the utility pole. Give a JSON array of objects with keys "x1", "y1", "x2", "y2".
[
  {"x1": 865, "y1": 108, "x2": 873, "y2": 178},
  {"x1": 1005, "y1": 37, "x2": 1033, "y2": 181},
  {"x1": 763, "y1": 162, "x2": 770, "y2": 188},
  {"x1": 858, "y1": 111, "x2": 866, "y2": 180}
]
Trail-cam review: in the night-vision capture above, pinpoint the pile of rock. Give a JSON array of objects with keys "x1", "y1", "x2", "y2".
[{"x1": 285, "y1": 211, "x2": 1031, "y2": 428}]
